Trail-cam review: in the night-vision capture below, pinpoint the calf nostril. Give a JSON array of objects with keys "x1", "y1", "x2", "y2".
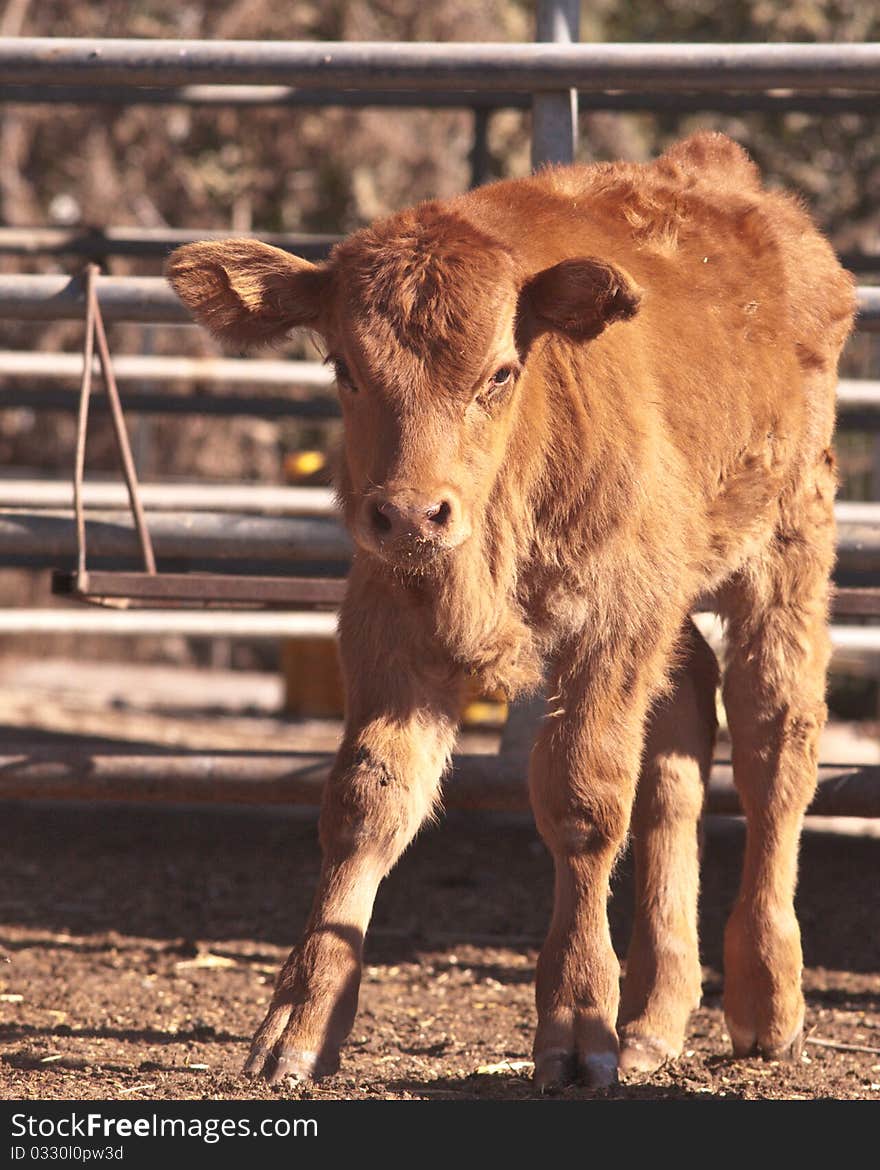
[
  {"x1": 371, "y1": 502, "x2": 393, "y2": 534},
  {"x1": 427, "y1": 500, "x2": 452, "y2": 527}
]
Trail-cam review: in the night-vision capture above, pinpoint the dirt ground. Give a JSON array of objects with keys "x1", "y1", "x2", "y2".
[{"x1": 1, "y1": 660, "x2": 879, "y2": 1103}]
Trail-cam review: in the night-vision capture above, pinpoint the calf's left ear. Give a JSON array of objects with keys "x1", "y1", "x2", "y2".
[
  {"x1": 165, "y1": 239, "x2": 331, "y2": 349},
  {"x1": 516, "y1": 257, "x2": 641, "y2": 350}
]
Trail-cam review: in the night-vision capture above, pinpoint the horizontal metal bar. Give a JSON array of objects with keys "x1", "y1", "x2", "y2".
[
  {"x1": 51, "y1": 569, "x2": 346, "y2": 609},
  {"x1": 0, "y1": 273, "x2": 878, "y2": 330},
  {"x1": 825, "y1": 626, "x2": 880, "y2": 654},
  {"x1": 0, "y1": 479, "x2": 337, "y2": 514},
  {"x1": 709, "y1": 762, "x2": 880, "y2": 818},
  {"x1": 831, "y1": 588, "x2": 880, "y2": 617},
  {"x1": 0, "y1": 348, "x2": 338, "y2": 419},
  {"x1": 0, "y1": 274, "x2": 188, "y2": 323},
  {"x1": 833, "y1": 501, "x2": 880, "y2": 523},
  {"x1": 0, "y1": 387, "x2": 340, "y2": 420},
  {"x1": 835, "y1": 414, "x2": 880, "y2": 434},
  {"x1": 0, "y1": 509, "x2": 351, "y2": 562},
  {"x1": 3, "y1": 84, "x2": 880, "y2": 114},
  {"x1": 0, "y1": 350, "x2": 334, "y2": 387},
  {"x1": 0, "y1": 744, "x2": 874, "y2": 816},
  {"x1": 0, "y1": 608, "x2": 338, "y2": 637},
  {"x1": 0, "y1": 553, "x2": 349, "y2": 575},
  {"x1": 837, "y1": 380, "x2": 880, "y2": 409},
  {"x1": 0, "y1": 226, "x2": 338, "y2": 261},
  {"x1": 823, "y1": 520, "x2": 880, "y2": 572},
  {"x1": 839, "y1": 252, "x2": 880, "y2": 274},
  {"x1": 858, "y1": 286, "x2": 880, "y2": 330},
  {"x1": 2, "y1": 40, "x2": 880, "y2": 93},
  {"x1": 831, "y1": 505, "x2": 880, "y2": 573}
]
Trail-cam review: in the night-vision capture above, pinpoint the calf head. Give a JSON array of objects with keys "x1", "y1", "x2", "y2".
[{"x1": 166, "y1": 205, "x2": 640, "y2": 578}]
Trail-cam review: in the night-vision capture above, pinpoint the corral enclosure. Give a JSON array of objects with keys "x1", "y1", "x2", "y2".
[{"x1": 1, "y1": 0, "x2": 880, "y2": 1103}]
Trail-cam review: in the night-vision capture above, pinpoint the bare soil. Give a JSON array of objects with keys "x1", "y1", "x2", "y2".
[{"x1": 0, "y1": 663, "x2": 878, "y2": 1102}]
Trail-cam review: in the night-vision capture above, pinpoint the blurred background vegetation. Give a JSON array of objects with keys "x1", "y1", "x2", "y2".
[{"x1": 0, "y1": 1, "x2": 877, "y2": 706}]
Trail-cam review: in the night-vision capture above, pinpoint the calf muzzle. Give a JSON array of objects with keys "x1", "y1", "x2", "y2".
[{"x1": 358, "y1": 489, "x2": 466, "y2": 562}]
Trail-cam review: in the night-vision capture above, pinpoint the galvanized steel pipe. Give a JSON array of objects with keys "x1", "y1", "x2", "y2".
[{"x1": 1, "y1": 40, "x2": 880, "y2": 92}]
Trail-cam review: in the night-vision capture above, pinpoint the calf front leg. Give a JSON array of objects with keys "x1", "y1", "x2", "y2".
[
  {"x1": 618, "y1": 620, "x2": 718, "y2": 1073},
  {"x1": 529, "y1": 625, "x2": 681, "y2": 1090},
  {"x1": 246, "y1": 576, "x2": 462, "y2": 1083}
]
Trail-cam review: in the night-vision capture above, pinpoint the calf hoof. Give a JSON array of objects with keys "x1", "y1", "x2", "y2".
[
  {"x1": 244, "y1": 1042, "x2": 339, "y2": 1086},
  {"x1": 533, "y1": 1048, "x2": 577, "y2": 1092},
  {"x1": 618, "y1": 1031, "x2": 677, "y2": 1075},
  {"x1": 533, "y1": 1048, "x2": 619, "y2": 1092},
  {"x1": 579, "y1": 1052, "x2": 619, "y2": 1089},
  {"x1": 728, "y1": 1020, "x2": 804, "y2": 1063}
]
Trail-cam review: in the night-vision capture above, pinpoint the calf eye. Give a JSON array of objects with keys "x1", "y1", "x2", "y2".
[
  {"x1": 329, "y1": 357, "x2": 356, "y2": 393},
  {"x1": 475, "y1": 363, "x2": 519, "y2": 410}
]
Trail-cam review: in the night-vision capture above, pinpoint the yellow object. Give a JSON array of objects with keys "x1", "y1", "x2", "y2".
[
  {"x1": 461, "y1": 699, "x2": 509, "y2": 728},
  {"x1": 284, "y1": 450, "x2": 326, "y2": 481}
]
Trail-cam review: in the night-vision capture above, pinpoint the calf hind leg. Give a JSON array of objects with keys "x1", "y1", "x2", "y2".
[
  {"x1": 720, "y1": 487, "x2": 834, "y2": 1060},
  {"x1": 618, "y1": 620, "x2": 718, "y2": 1074}
]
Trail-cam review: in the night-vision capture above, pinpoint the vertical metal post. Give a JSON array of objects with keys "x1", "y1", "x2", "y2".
[
  {"x1": 468, "y1": 107, "x2": 491, "y2": 188},
  {"x1": 531, "y1": 0, "x2": 580, "y2": 169}
]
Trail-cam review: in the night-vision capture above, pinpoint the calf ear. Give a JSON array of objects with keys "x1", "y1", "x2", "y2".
[
  {"x1": 165, "y1": 239, "x2": 331, "y2": 348},
  {"x1": 517, "y1": 257, "x2": 641, "y2": 350}
]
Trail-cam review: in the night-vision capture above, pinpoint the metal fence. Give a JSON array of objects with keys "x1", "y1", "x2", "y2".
[{"x1": 1, "y1": 6, "x2": 880, "y2": 813}]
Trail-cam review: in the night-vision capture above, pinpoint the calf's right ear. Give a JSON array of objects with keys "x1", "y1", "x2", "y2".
[{"x1": 165, "y1": 239, "x2": 331, "y2": 348}]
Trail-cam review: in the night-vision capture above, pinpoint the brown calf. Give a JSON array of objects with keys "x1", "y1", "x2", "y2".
[{"x1": 167, "y1": 132, "x2": 855, "y2": 1090}]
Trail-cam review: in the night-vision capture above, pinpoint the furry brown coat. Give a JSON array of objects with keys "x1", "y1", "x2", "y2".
[{"x1": 167, "y1": 131, "x2": 855, "y2": 1089}]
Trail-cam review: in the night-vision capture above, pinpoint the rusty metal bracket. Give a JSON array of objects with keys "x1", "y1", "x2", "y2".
[{"x1": 51, "y1": 569, "x2": 345, "y2": 610}]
